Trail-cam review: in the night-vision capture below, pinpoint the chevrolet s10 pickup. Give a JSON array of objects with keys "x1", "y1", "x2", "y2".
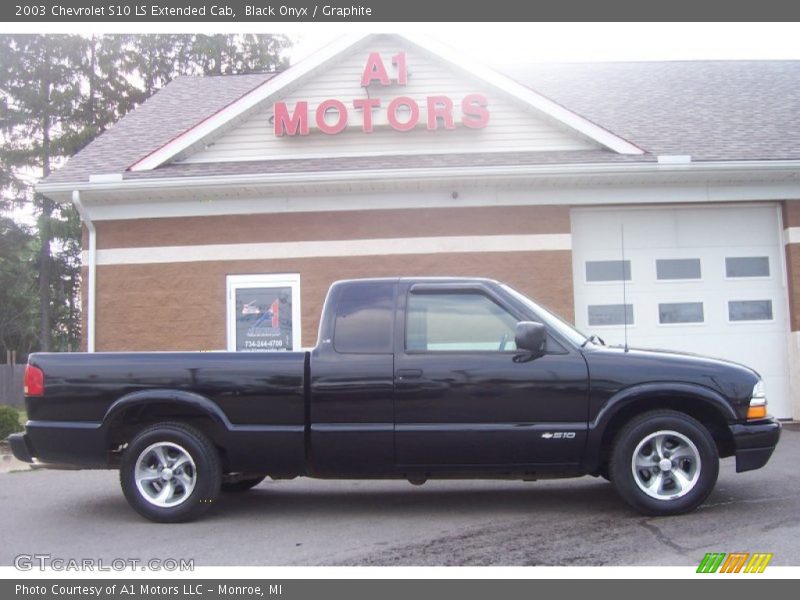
[{"x1": 10, "y1": 277, "x2": 781, "y2": 522}]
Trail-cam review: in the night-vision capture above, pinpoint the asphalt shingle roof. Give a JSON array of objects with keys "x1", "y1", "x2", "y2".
[
  {"x1": 43, "y1": 61, "x2": 800, "y2": 186},
  {"x1": 43, "y1": 72, "x2": 275, "y2": 185},
  {"x1": 505, "y1": 61, "x2": 800, "y2": 161}
]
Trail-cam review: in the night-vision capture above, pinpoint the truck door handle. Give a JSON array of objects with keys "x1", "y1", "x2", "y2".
[{"x1": 397, "y1": 369, "x2": 423, "y2": 380}]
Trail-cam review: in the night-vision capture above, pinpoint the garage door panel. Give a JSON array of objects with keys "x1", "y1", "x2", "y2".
[{"x1": 571, "y1": 205, "x2": 791, "y2": 418}]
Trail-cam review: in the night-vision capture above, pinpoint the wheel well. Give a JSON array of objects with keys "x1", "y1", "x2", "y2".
[
  {"x1": 597, "y1": 396, "x2": 735, "y2": 473},
  {"x1": 105, "y1": 402, "x2": 230, "y2": 469}
]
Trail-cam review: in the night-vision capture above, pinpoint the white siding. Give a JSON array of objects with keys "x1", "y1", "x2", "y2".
[{"x1": 180, "y1": 39, "x2": 596, "y2": 164}]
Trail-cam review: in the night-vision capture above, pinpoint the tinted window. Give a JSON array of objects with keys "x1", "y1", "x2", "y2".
[
  {"x1": 334, "y1": 282, "x2": 395, "y2": 353},
  {"x1": 726, "y1": 257, "x2": 770, "y2": 278},
  {"x1": 407, "y1": 292, "x2": 518, "y2": 352},
  {"x1": 587, "y1": 304, "x2": 634, "y2": 326},
  {"x1": 586, "y1": 260, "x2": 631, "y2": 282},
  {"x1": 729, "y1": 300, "x2": 773, "y2": 322},
  {"x1": 659, "y1": 302, "x2": 704, "y2": 324},
  {"x1": 656, "y1": 259, "x2": 701, "y2": 280}
]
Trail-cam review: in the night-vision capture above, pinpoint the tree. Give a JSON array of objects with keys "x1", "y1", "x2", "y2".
[
  {"x1": 0, "y1": 217, "x2": 39, "y2": 357},
  {"x1": 0, "y1": 34, "x2": 293, "y2": 359}
]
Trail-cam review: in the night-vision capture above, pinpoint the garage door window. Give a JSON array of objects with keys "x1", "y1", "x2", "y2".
[
  {"x1": 658, "y1": 302, "x2": 704, "y2": 324},
  {"x1": 725, "y1": 257, "x2": 770, "y2": 278},
  {"x1": 656, "y1": 259, "x2": 701, "y2": 281},
  {"x1": 586, "y1": 260, "x2": 631, "y2": 282},
  {"x1": 728, "y1": 300, "x2": 773, "y2": 322},
  {"x1": 587, "y1": 304, "x2": 634, "y2": 327}
]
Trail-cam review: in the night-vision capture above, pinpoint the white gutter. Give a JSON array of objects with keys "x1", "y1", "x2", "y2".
[
  {"x1": 71, "y1": 190, "x2": 96, "y2": 353},
  {"x1": 37, "y1": 159, "x2": 800, "y2": 196}
]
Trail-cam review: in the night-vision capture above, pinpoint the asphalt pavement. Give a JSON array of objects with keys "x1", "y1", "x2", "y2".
[{"x1": 1, "y1": 426, "x2": 798, "y2": 567}]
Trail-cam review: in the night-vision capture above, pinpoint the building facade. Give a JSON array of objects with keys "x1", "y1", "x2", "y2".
[{"x1": 38, "y1": 34, "x2": 800, "y2": 419}]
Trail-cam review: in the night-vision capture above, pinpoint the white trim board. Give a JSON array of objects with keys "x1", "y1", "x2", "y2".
[
  {"x1": 89, "y1": 234, "x2": 572, "y2": 266},
  {"x1": 784, "y1": 227, "x2": 800, "y2": 245},
  {"x1": 75, "y1": 182, "x2": 800, "y2": 222}
]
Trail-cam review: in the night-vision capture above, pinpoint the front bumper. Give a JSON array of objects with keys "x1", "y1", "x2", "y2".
[{"x1": 729, "y1": 417, "x2": 782, "y2": 473}]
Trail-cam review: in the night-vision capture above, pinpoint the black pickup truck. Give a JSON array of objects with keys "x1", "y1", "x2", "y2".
[{"x1": 11, "y1": 277, "x2": 781, "y2": 522}]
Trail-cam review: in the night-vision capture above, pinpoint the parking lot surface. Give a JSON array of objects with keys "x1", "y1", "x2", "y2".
[{"x1": 1, "y1": 427, "x2": 798, "y2": 567}]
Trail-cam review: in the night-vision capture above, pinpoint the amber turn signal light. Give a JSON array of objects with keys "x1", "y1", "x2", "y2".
[{"x1": 747, "y1": 405, "x2": 767, "y2": 420}]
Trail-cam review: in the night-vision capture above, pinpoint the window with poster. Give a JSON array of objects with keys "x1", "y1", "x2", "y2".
[{"x1": 226, "y1": 274, "x2": 302, "y2": 352}]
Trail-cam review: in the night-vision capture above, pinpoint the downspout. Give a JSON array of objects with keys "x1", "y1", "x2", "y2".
[{"x1": 71, "y1": 190, "x2": 96, "y2": 353}]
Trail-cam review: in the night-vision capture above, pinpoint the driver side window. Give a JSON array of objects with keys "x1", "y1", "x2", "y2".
[{"x1": 406, "y1": 292, "x2": 518, "y2": 352}]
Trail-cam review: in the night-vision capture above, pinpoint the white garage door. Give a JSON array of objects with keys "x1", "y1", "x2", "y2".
[{"x1": 571, "y1": 205, "x2": 791, "y2": 418}]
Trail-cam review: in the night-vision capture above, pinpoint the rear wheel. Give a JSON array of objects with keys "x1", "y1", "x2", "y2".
[
  {"x1": 120, "y1": 422, "x2": 221, "y2": 523},
  {"x1": 609, "y1": 410, "x2": 719, "y2": 516}
]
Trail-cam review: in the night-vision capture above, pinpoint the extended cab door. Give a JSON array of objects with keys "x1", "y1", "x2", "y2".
[
  {"x1": 308, "y1": 280, "x2": 397, "y2": 476},
  {"x1": 393, "y1": 282, "x2": 589, "y2": 470}
]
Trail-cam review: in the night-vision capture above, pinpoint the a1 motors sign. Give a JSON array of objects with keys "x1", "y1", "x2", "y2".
[{"x1": 273, "y1": 51, "x2": 490, "y2": 136}]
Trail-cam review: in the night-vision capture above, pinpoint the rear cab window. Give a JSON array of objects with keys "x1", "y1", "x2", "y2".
[{"x1": 333, "y1": 282, "x2": 396, "y2": 354}]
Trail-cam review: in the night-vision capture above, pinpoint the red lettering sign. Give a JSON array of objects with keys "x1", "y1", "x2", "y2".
[
  {"x1": 316, "y1": 99, "x2": 348, "y2": 135},
  {"x1": 426, "y1": 96, "x2": 455, "y2": 130},
  {"x1": 461, "y1": 94, "x2": 490, "y2": 129},
  {"x1": 387, "y1": 97, "x2": 420, "y2": 132},
  {"x1": 353, "y1": 98, "x2": 381, "y2": 133},
  {"x1": 361, "y1": 52, "x2": 391, "y2": 86},
  {"x1": 273, "y1": 53, "x2": 490, "y2": 137},
  {"x1": 274, "y1": 101, "x2": 309, "y2": 136}
]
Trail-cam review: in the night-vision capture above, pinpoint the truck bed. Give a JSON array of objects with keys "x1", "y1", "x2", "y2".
[{"x1": 24, "y1": 351, "x2": 308, "y2": 473}]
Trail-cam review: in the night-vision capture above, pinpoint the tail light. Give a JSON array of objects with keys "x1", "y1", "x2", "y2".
[{"x1": 24, "y1": 364, "x2": 45, "y2": 396}]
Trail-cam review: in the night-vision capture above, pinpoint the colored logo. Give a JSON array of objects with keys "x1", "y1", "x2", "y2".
[{"x1": 696, "y1": 552, "x2": 773, "y2": 573}]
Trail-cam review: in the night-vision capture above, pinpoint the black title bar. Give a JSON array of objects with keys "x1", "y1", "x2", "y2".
[{"x1": 4, "y1": 0, "x2": 800, "y2": 22}]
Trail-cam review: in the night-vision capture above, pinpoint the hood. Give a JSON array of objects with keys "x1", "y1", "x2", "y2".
[{"x1": 581, "y1": 343, "x2": 761, "y2": 408}]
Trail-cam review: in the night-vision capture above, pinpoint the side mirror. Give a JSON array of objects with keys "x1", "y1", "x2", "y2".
[{"x1": 515, "y1": 321, "x2": 547, "y2": 357}]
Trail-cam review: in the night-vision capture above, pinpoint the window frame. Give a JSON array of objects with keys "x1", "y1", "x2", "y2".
[
  {"x1": 332, "y1": 281, "x2": 396, "y2": 355},
  {"x1": 724, "y1": 256, "x2": 772, "y2": 280},
  {"x1": 584, "y1": 259, "x2": 632, "y2": 285},
  {"x1": 654, "y1": 258, "x2": 703, "y2": 283},
  {"x1": 586, "y1": 303, "x2": 636, "y2": 329},
  {"x1": 726, "y1": 299, "x2": 775, "y2": 324},
  {"x1": 403, "y1": 285, "x2": 523, "y2": 355},
  {"x1": 656, "y1": 301, "x2": 706, "y2": 327},
  {"x1": 226, "y1": 273, "x2": 302, "y2": 352}
]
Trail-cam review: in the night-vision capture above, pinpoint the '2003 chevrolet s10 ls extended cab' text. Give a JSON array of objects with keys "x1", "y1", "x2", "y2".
[{"x1": 10, "y1": 278, "x2": 781, "y2": 522}]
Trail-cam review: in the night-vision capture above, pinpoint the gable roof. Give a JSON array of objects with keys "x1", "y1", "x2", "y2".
[
  {"x1": 41, "y1": 57, "x2": 800, "y2": 188},
  {"x1": 43, "y1": 72, "x2": 275, "y2": 185},
  {"x1": 126, "y1": 33, "x2": 642, "y2": 172},
  {"x1": 506, "y1": 60, "x2": 800, "y2": 161}
]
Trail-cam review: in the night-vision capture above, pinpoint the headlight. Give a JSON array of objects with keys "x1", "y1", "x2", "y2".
[{"x1": 747, "y1": 380, "x2": 767, "y2": 420}]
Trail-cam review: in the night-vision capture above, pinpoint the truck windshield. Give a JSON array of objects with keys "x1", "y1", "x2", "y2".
[{"x1": 501, "y1": 284, "x2": 589, "y2": 348}]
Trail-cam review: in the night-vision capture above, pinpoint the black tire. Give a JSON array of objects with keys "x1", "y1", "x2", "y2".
[
  {"x1": 609, "y1": 410, "x2": 719, "y2": 516},
  {"x1": 120, "y1": 422, "x2": 222, "y2": 523},
  {"x1": 221, "y1": 475, "x2": 267, "y2": 493}
]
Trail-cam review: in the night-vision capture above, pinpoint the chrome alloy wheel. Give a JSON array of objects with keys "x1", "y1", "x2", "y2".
[
  {"x1": 134, "y1": 442, "x2": 197, "y2": 508},
  {"x1": 631, "y1": 430, "x2": 701, "y2": 500}
]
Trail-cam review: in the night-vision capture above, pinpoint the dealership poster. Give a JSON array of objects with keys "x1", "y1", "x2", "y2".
[{"x1": 234, "y1": 287, "x2": 293, "y2": 351}]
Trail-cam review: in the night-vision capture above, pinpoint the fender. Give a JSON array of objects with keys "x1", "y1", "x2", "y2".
[
  {"x1": 101, "y1": 389, "x2": 234, "y2": 436},
  {"x1": 584, "y1": 381, "x2": 738, "y2": 468}
]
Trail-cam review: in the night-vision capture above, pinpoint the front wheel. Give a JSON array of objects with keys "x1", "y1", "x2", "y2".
[
  {"x1": 120, "y1": 422, "x2": 222, "y2": 523},
  {"x1": 609, "y1": 410, "x2": 719, "y2": 516}
]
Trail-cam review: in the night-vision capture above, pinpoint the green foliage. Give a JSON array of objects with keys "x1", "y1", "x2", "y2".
[
  {"x1": 0, "y1": 34, "x2": 292, "y2": 359},
  {"x1": 0, "y1": 406, "x2": 22, "y2": 440},
  {"x1": 0, "y1": 217, "x2": 39, "y2": 356}
]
